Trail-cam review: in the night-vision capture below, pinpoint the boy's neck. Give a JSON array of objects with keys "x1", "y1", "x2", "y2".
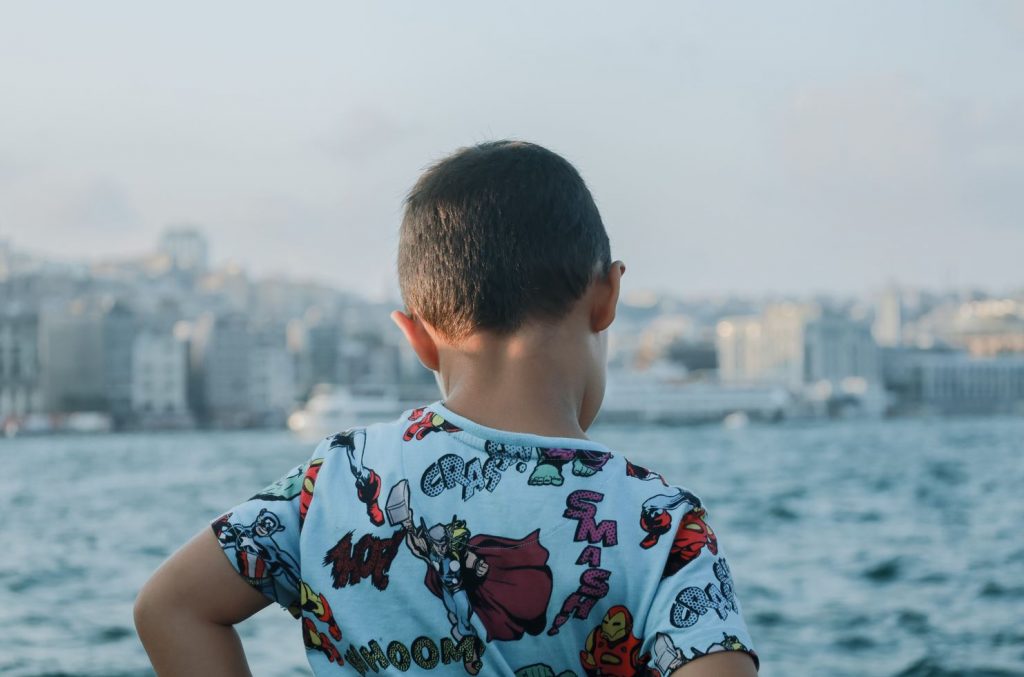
[{"x1": 435, "y1": 325, "x2": 593, "y2": 441}]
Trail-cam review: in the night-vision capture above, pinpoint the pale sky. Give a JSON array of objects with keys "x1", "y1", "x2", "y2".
[{"x1": 2, "y1": 1, "x2": 1022, "y2": 298}]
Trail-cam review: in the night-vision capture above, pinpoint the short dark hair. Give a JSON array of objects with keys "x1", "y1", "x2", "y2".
[{"x1": 398, "y1": 140, "x2": 611, "y2": 341}]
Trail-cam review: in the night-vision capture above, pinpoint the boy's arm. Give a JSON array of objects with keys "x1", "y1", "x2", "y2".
[
  {"x1": 134, "y1": 527, "x2": 272, "y2": 676},
  {"x1": 672, "y1": 651, "x2": 759, "y2": 676}
]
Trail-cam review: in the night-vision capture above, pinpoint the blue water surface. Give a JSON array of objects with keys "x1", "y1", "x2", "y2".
[{"x1": 2, "y1": 416, "x2": 1023, "y2": 676}]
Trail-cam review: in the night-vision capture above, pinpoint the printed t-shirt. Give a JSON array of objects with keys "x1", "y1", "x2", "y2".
[{"x1": 211, "y1": 402, "x2": 759, "y2": 676}]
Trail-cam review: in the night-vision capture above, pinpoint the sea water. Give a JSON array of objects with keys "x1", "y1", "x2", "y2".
[{"x1": 2, "y1": 416, "x2": 1023, "y2": 676}]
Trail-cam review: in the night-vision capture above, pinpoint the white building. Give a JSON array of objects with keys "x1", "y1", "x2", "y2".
[
  {"x1": 716, "y1": 303, "x2": 818, "y2": 388},
  {"x1": 717, "y1": 304, "x2": 881, "y2": 400},
  {"x1": 804, "y1": 314, "x2": 881, "y2": 387},
  {"x1": 873, "y1": 287, "x2": 903, "y2": 347},
  {"x1": 131, "y1": 330, "x2": 189, "y2": 422},
  {"x1": 715, "y1": 316, "x2": 766, "y2": 384}
]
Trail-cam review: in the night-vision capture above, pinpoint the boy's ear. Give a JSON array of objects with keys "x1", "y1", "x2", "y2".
[
  {"x1": 390, "y1": 309, "x2": 441, "y2": 371},
  {"x1": 591, "y1": 260, "x2": 625, "y2": 333}
]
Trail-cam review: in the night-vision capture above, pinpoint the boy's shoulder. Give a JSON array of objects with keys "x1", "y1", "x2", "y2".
[
  {"x1": 309, "y1": 403, "x2": 704, "y2": 502},
  {"x1": 307, "y1": 403, "x2": 708, "y2": 538}
]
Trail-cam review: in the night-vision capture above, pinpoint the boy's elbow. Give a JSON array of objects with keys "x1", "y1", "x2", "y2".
[
  {"x1": 134, "y1": 572, "x2": 189, "y2": 640},
  {"x1": 133, "y1": 527, "x2": 271, "y2": 639},
  {"x1": 133, "y1": 578, "x2": 166, "y2": 639}
]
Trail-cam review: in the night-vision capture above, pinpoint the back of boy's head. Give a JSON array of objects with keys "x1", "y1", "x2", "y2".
[{"x1": 398, "y1": 140, "x2": 611, "y2": 342}]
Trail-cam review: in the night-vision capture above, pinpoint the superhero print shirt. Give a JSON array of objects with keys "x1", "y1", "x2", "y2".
[{"x1": 211, "y1": 402, "x2": 759, "y2": 676}]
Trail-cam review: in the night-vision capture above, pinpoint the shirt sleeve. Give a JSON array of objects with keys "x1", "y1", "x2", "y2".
[
  {"x1": 640, "y1": 503, "x2": 759, "y2": 674},
  {"x1": 208, "y1": 441, "x2": 327, "y2": 611}
]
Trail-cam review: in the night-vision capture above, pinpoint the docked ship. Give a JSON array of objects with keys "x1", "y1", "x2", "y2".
[
  {"x1": 287, "y1": 385, "x2": 410, "y2": 439},
  {"x1": 598, "y1": 369, "x2": 793, "y2": 425}
]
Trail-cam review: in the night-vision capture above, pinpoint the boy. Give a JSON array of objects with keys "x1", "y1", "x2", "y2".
[{"x1": 135, "y1": 141, "x2": 759, "y2": 676}]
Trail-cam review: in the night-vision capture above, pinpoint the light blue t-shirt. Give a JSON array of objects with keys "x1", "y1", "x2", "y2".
[{"x1": 212, "y1": 402, "x2": 758, "y2": 676}]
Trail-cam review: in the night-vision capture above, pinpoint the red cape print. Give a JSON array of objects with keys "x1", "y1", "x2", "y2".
[{"x1": 424, "y1": 528, "x2": 553, "y2": 642}]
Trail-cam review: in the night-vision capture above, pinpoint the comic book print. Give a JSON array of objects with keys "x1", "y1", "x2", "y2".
[
  {"x1": 668, "y1": 558, "x2": 740, "y2": 630},
  {"x1": 342, "y1": 635, "x2": 490, "y2": 675},
  {"x1": 323, "y1": 528, "x2": 405, "y2": 591},
  {"x1": 549, "y1": 490, "x2": 619, "y2": 636},
  {"x1": 405, "y1": 407, "x2": 462, "y2": 441},
  {"x1": 420, "y1": 442, "x2": 612, "y2": 502},
  {"x1": 299, "y1": 458, "x2": 324, "y2": 527},
  {"x1": 211, "y1": 509, "x2": 299, "y2": 604},
  {"x1": 527, "y1": 447, "x2": 612, "y2": 486},
  {"x1": 662, "y1": 507, "x2": 717, "y2": 578},
  {"x1": 292, "y1": 580, "x2": 345, "y2": 665},
  {"x1": 624, "y1": 459, "x2": 668, "y2": 486},
  {"x1": 638, "y1": 488, "x2": 701, "y2": 549},
  {"x1": 210, "y1": 405, "x2": 755, "y2": 676},
  {"x1": 579, "y1": 605, "x2": 654, "y2": 677},
  {"x1": 328, "y1": 478, "x2": 557, "y2": 676},
  {"x1": 383, "y1": 480, "x2": 554, "y2": 665},
  {"x1": 649, "y1": 631, "x2": 757, "y2": 675},
  {"x1": 329, "y1": 429, "x2": 384, "y2": 526}
]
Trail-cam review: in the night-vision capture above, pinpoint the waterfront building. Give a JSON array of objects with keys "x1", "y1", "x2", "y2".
[
  {"x1": 716, "y1": 315, "x2": 767, "y2": 384},
  {"x1": 131, "y1": 328, "x2": 191, "y2": 427},
  {"x1": 920, "y1": 355, "x2": 1024, "y2": 413},
  {"x1": 0, "y1": 239, "x2": 45, "y2": 281},
  {"x1": 248, "y1": 323, "x2": 297, "y2": 426},
  {"x1": 189, "y1": 312, "x2": 251, "y2": 426},
  {"x1": 197, "y1": 263, "x2": 251, "y2": 313},
  {"x1": 873, "y1": 286, "x2": 903, "y2": 347},
  {"x1": 716, "y1": 303, "x2": 819, "y2": 388},
  {"x1": 102, "y1": 300, "x2": 136, "y2": 426},
  {"x1": 882, "y1": 348, "x2": 1024, "y2": 414},
  {"x1": 716, "y1": 305, "x2": 883, "y2": 416},
  {"x1": 339, "y1": 336, "x2": 401, "y2": 388},
  {"x1": 158, "y1": 226, "x2": 209, "y2": 274},
  {"x1": 803, "y1": 314, "x2": 880, "y2": 387},
  {"x1": 761, "y1": 303, "x2": 817, "y2": 388},
  {"x1": 0, "y1": 310, "x2": 43, "y2": 421},
  {"x1": 37, "y1": 298, "x2": 136, "y2": 423},
  {"x1": 39, "y1": 300, "x2": 107, "y2": 413},
  {"x1": 634, "y1": 314, "x2": 699, "y2": 370},
  {"x1": 296, "y1": 311, "x2": 344, "y2": 396},
  {"x1": 946, "y1": 300, "x2": 1024, "y2": 357}
]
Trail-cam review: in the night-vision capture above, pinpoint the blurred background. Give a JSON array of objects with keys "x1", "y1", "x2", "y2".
[{"x1": 2, "y1": 2, "x2": 1022, "y2": 676}]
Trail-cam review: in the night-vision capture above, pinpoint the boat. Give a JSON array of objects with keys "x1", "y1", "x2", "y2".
[
  {"x1": 287, "y1": 385, "x2": 402, "y2": 438},
  {"x1": 722, "y1": 411, "x2": 750, "y2": 429},
  {"x1": 64, "y1": 412, "x2": 114, "y2": 433},
  {"x1": 598, "y1": 369, "x2": 792, "y2": 425}
]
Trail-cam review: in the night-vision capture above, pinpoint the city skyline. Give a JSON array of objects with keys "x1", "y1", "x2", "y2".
[
  {"x1": 4, "y1": 223, "x2": 1024, "y2": 432},
  {"x1": 3, "y1": 228, "x2": 1022, "y2": 304},
  {"x1": 2, "y1": 3, "x2": 1023, "y2": 297}
]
